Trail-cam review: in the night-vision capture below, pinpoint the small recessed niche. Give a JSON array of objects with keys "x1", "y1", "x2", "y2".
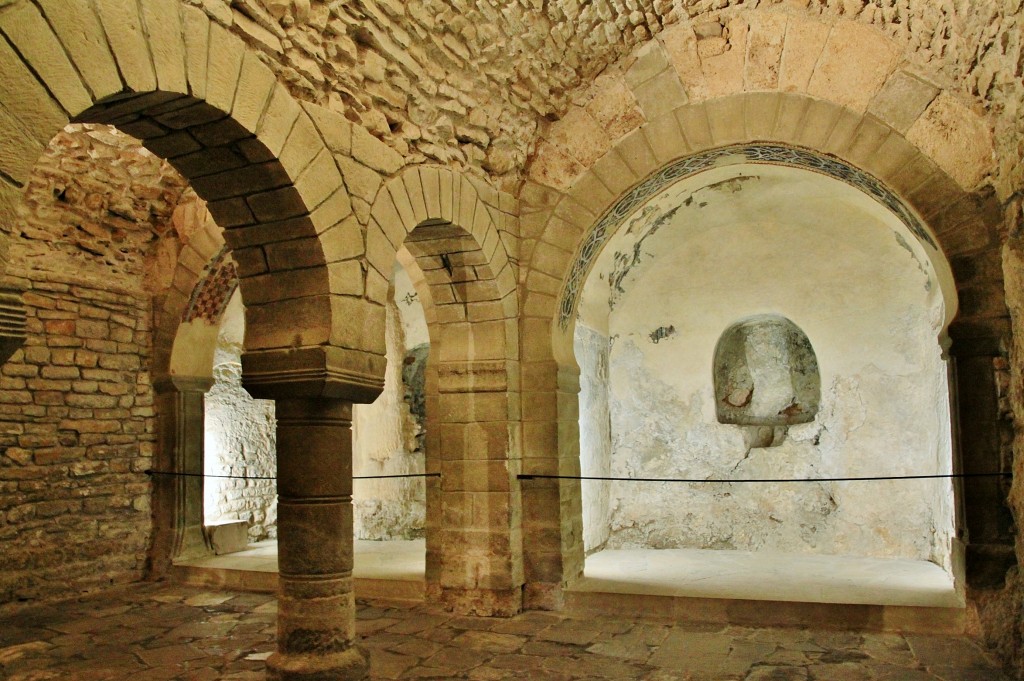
[{"x1": 713, "y1": 315, "x2": 820, "y2": 448}]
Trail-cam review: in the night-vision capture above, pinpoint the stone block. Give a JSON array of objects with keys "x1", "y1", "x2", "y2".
[
  {"x1": 182, "y1": 5, "x2": 210, "y2": 100},
  {"x1": 906, "y1": 93, "x2": 995, "y2": 190},
  {"x1": 795, "y1": 98, "x2": 843, "y2": 150},
  {"x1": 93, "y1": 0, "x2": 156, "y2": 93},
  {"x1": 625, "y1": 40, "x2": 671, "y2": 89},
  {"x1": 244, "y1": 295, "x2": 332, "y2": 349},
  {"x1": 0, "y1": 106, "x2": 45, "y2": 186},
  {"x1": 643, "y1": 113, "x2": 690, "y2": 166},
  {"x1": 771, "y1": 94, "x2": 812, "y2": 145},
  {"x1": 675, "y1": 103, "x2": 714, "y2": 152},
  {"x1": 295, "y1": 148, "x2": 344, "y2": 210},
  {"x1": 779, "y1": 14, "x2": 830, "y2": 94},
  {"x1": 301, "y1": 101, "x2": 351, "y2": 154},
  {"x1": 706, "y1": 95, "x2": 747, "y2": 145},
  {"x1": 584, "y1": 73, "x2": 645, "y2": 142},
  {"x1": 868, "y1": 69, "x2": 940, "y2": 134},
  {"x1": 256, "y1": 83, "x2": 302, "y2": 157},
  {"x1": 139, "y1": 0, "x2": 187, "y2": 94},
  {"x1": 337, "y1": 156, "x2": 382, "y2": 205},
  {"x1": 232, "y1": 52, "x2": 277, "y2": 134},
  {"x1": 387, "y1": 178, "x2": 422, "y2": 233},
  {"x1": 205, "y1": 23, "x2": 245, "y2": 114},
  {"x1": 0, "y1": 2, "x2": 92, "y2": 115},
  {"x1": 246, "y1": 186, "x2": 307, "y2": 222},
  {"x1": 744, "y1": 12, "x2": 786, "y2": 91},
  {"x1": 351, "y1": 124, "x2": 403, "y2": 175},
  {"x1": 279, "y1": 113, "x2": 323, "y2": 180},
  {"x1": 660, "y1": 21, "x2": 708, "y2": 101},
  {"x1": 0, "y1": 39, "x2": 68, "y2": 175},
  {"x1": 207, "y1": 520, "x2": 250, "y2": 555},
  {"x1": 327, "y1": 260, "x2": 364, "y2": 297},
  {"x1": 631, "y1": 68, "x2": 688, "y2": 121},
  {"x1": 547, "y1": 105, "x2": 612, "y2": 170},
  {"x1": 37, "y1": 0, "x2": 122, "y2": 101},
  {"x1": 527, "y1": 140, "x2": 583, "y2": 192},
  {"x1": 614, "y1": 128, "x2": 659, "y2": 180},
  {"x1": 419, "y1": 166, "x2": 443, "y2": 218},
  {"x1": 743, "y1": 92, "x2": 782, "y2": 141},
  {"x1": 701, "y1": 17, "x2": 748, "y2": 99},
  {"x1": 807, "y1": 21, "x2": 898, "y2": 112},
  {"x1": 309, "y1": 185, "x2": 354, "y2": 234},
  {"x1": 402, "y1": 169, "x2": 429, "y2": 223}
]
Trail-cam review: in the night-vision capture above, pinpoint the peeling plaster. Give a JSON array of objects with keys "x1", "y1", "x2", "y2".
[{"x1": 576, "y1": 164, "x2": 956, "y2": 568}]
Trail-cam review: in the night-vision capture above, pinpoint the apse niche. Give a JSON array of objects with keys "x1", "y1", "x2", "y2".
[{"x1": 575, "y1": 163, "x2": 957, "y2": 570}]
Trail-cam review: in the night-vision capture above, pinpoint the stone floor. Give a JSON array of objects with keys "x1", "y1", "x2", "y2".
[{"x1": 0, "y1": 582, "x2": 1010, "y2": 681}]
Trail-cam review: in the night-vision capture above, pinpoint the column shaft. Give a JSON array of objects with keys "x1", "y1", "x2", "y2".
[{"x1": 267, "y1": 398, "x2": 368, "y2": 681}]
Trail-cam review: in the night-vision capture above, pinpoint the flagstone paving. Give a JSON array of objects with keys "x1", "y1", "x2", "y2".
[{"x1": 0, "y1": 583, "x2": 1010, "y2": 680}]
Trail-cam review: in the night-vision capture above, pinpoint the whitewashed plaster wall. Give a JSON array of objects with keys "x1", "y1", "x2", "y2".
[
  {"x1": 352, "y1": 263, "x2": 429, "y2": 540},
  {"x1": 578, "y1": 324, "x2": 613, "y2": 553},
  {"x1": 576, "y1": 164, "x2": 956, "y2": 567},
  {"x1": 203, "y1": 291, "x2": 277, "y2": 542}
]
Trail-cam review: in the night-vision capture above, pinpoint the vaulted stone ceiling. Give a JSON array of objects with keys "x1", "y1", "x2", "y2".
[{"x1": 244, "y1": 0, "x2": 1023, "y2": 189}]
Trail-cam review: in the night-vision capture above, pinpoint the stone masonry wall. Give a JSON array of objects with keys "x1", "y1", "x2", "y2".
[
  {"x1": 0, "y1": 271, "x2": 154, "y2": 606},
  {"x1": 0, "y1": 125, "x2": 180, "y2": 607},
  {"x1": 204, "y1": 293, "x2": 277, "y2": 543}
]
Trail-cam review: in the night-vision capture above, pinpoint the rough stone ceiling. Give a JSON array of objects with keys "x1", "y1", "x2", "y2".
[
  {"x1": 13, "y1": 125, "x2": 188, "y2": 282},
  {"x1": 308, "y1": 0, "x2": 1024, "y2": 188}
]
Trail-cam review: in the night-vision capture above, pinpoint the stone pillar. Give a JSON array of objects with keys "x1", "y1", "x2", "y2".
[
  {"x1": 949, "y1": 328, "x2": 1016, "y2": 588},
  {"x1": 437, "y1": 359, "x2": 523, "y2": 616},
  {"x1": 520, "y1": 357, "x2": 584, "y2": 610},
  {"x1": 152, "y1": 376, "x2": 214, "y2": 572},
  {"x1": 266, "y1": 398, "x2": 368, "y2": 681}
]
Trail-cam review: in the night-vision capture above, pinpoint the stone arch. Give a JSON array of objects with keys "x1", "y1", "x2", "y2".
[
  {"x1": 365, "y1": 166, "x2": 524, "y2": 615},
  {"x1": 0, "y1": 0, "x2": 377, "y2": 400},
  {"x1": 516, "y1": 9, "x2": 1004, "y2": 606}
]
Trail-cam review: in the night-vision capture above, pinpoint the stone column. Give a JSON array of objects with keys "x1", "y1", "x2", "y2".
[
  {"x1": 266, "y1": 398, "x2": 368, "y2": 681},
  {"x1": 152, "y1": 376, "x2": 214, "y2": 572}
]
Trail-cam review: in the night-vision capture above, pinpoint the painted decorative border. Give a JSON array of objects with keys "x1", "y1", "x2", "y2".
[
  {"x1": 558, "y1": 144, "x2": 935, "y2": 328},
  {"x1": 183, "y1": 245, "x2": 239, "y2": 324}
]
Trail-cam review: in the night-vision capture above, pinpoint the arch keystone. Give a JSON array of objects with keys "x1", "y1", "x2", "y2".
[{"x1": 140, "y1": 0, "x2": 188, "y2": 94}]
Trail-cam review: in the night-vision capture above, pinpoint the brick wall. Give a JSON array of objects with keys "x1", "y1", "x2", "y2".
[
  {"x1": 0, "y1": 124, "x2": 179, "y2": 607},
  {"x1": 0, "y1": 271, "x2": 154, "y2": 605}
]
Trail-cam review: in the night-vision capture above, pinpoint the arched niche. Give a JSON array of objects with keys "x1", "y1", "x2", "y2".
[
  {"x1": 714, "y1": 315, "x2": 821, "y2": 448},
  {"x1": 572, "y1": 160, "x2": 958, "y2": 575}
]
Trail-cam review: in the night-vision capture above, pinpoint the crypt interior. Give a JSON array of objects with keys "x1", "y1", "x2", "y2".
[{"x1": 0, "y1": 0, "x2": 1024, "y2": 679}]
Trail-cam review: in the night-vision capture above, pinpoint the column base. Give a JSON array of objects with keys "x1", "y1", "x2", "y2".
[
  {"x1": 266, "y1": 646, "x2": 369, "y2": 681},
  {"x1": 441, "y1": 586, "x2": 523, "y2": 617},
  {"x1": 523, "y1": 581, "x2": 563, "y2": 611}
]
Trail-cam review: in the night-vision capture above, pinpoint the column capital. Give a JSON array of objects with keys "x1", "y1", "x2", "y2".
[
  {"x1": 153, "y1": 375, "x2": 215, "y2": 395},
  {"x1": 242, "y1": 345, "x2": 384, "y2": 403}
]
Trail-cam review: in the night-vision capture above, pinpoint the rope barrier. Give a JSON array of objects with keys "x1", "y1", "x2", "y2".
[
  {"x1": 145, "y1": 470, "x2": 1009, "y2": 484},
  {"x1": 518, "y1": 472, "x2": 1010, "y2": 483},
  {"x1": 144, "y1": 470, "x2": 440, "y2": 481}
]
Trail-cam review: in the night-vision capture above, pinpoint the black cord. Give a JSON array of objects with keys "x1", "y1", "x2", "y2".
[
  {"x1": 145, "y1": 470, "x2": 440, "y2": 481},
  {"x1": 518, "y1": 472, "x2": 1011, "y2": 483}
]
